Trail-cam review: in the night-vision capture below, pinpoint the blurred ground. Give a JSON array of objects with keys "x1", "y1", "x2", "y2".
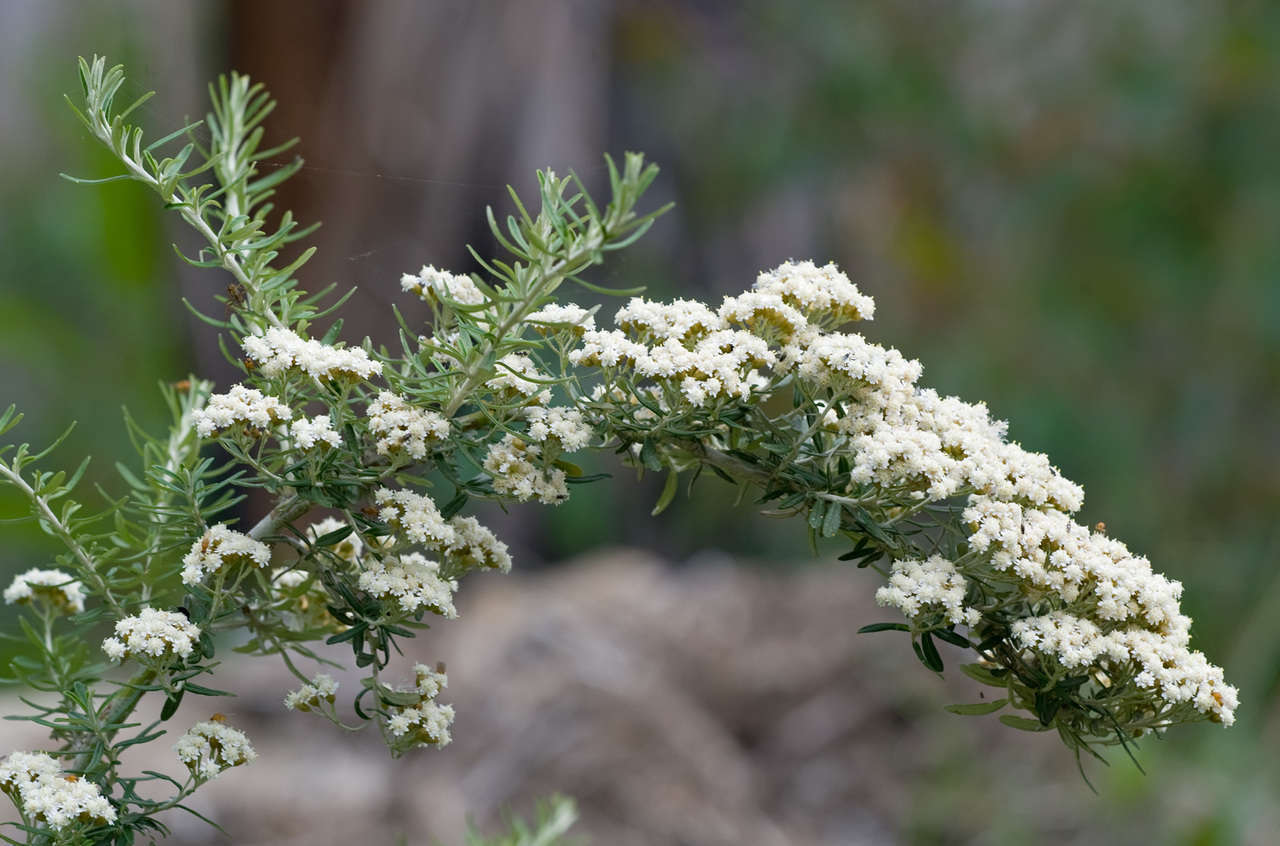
[{"x1": 1, "y1": 551, "x2": 1263, "y2": 845}]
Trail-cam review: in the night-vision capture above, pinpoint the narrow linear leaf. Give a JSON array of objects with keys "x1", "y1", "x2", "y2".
[{"x1": 945, "y1": 698, "x2": 1008, "y2": 716}]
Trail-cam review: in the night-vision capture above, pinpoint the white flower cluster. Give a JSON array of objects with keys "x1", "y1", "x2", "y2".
[
  {"x1": 369, "y1": 489, "x2": 512, "y2": 575},
  {"x1": 754, "y1": 259, "x2": 876, "y2": 323},
  {"x1": 400, "y1": 264, "x2": 487, "y2": 306},
  {"x1": 568, "y1": 258, "x2": 1235, "y2": 729},
  {"x1": 366, "y1": 391, "x2": 450, "y2": 460},
  {"x1": 573, "y1": 270, "x2": 882, "y2": 407},
  {"x1": 524, "y1": 406, "x2": 593, "y2": 452},
  {"x1": 486, "y1": 353, "x2": 552, "y2": 403},
  {"x1": 290, "y1": 414, "x2": 342, "y2": 450},
  {"x1": 876, "y1": 555, "x2": 980, "y2": 627},
  {"x1": 0, "y1": 751, "x2": 116, "y2": 831},
  {"x1": 3, "y1": 568, "x2": 85, "y2": 614},
  {"x1": 174, "y1": 719, "x2": 256, "y2": 781},
  {"x1": 383, "y1": 665, "x2": 455, "y2": 748},
  {"x1": 966, "y1": 496, "x2": 1238, "y2": 724},
  {"x1": 443, "y1": 516, "x2": 512, "y2": 573},
  {"x1": 482, "y1": 409, "x2": 593, "y2": 505},
  {"x1": 242, "y1": 327, "x2": 382, "y2": 381},
  {"x1": 375, "y1": 488, "x2": 456, "y2": 547},
  {"x1": 527, "y1": 302, "x2": 596, "y2": 334},
  {"x1": 193, "y1": 384, "x2": 291, "y2": 438},
  {"x1": 615, "y1": 298, "x2": 724, "y2": 341},
  {"x1": 483, "y1": 435, "x2": 568, "y2": 504},
  {"x1": 359, "y1": 552, "x2": 458, "y2": 618},
  {"x1": 284, "y1": 673, "x2": 339, "y2": 712},
  {"x1": 181, "y1": 524, "x2": 271, "y2": 586},
  {"x1": 102, "y1": 608, "x2": 200, "y2": 663}
]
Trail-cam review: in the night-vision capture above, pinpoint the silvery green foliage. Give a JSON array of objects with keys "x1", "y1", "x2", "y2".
[{"x1": 0, "y1": 57, "x2": 1235, "y2": 843}]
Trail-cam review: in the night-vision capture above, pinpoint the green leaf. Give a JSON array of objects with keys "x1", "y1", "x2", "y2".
[
  {"x1": 945, "y1": 698, "x2": 1008, "y2": 716},
  {"x1": 439, "y1": 490, "x2": 469, "y2": 520},
  {"x1": 821, "y1": 499, "x2": 842, "y2": 537},
  {"x1": 919, "y1": 632, "x2": 944, "y2": 672},
  {"x1": 313, "y1": 525, "x2": 354, "y2": 547},
  {"x1": 999, "y1": 714, "x2": 1051, "y2": 732},
  {"x1": 959, "y1": 662, "x2": 1009, "y2": 687},
  {"x1": 651, "y1": 469, "x2": 679, "y2": 516},
  {"x1": 858, "y1": 622, "x2": 910, "y2": 634},
  {"x1": 931, "y1": 628, "x2": 970, "y2": 649},
  {"x1": 159, "y1": 690, "x2": 184, "y2": 721},
  {"x1": 807, "y1": 500, "x2": 827, "y2": 530},
  {"x1": 639, "y1": 440, "x2": 662, "y2": 472}
]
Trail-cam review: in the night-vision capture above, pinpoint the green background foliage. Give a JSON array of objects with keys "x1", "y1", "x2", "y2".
[{"x1": 1, "y1": 2, "x2": 1277, "y2": 842}]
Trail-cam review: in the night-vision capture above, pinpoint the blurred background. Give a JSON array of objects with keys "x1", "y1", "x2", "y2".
[{"x1": 1, "y1": 1, "x2": 1278, "y2": 843}]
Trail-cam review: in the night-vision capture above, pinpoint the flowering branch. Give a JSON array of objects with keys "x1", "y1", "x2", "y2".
[{"x1": 0, "y1": 56, "x2": 1236, "y2": 844}]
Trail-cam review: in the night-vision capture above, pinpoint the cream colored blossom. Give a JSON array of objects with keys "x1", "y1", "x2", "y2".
[
  {"x1": 483, "y1": 435, "x2": 569, "y2": 504},
  {"x1": 875, "y1": 555, "x2": 980, "y2": 627},
  {"x1": 366, "y1": 391, "x2": 449, "y2": 460},
  {"x1": 174, "y1": 720, "x2": 256, "y2": 781},
  {"x1": 181, "y1": 524, "x2": 271, "y2": 586},
  {"x1": 193, "y1": 384, "x2": 291, "y2": 438},
  {"x1": 359, "y1": 553, "x2": 457, "y2": 618},
  {"x1": 290, "y1": 414, "x2": 342, "y2": 450},
  {"x1": 102, "y1": 608, "x2": 200, "y2": 663},
  {"x1": 4, "y1": 569, "x2": 85, "y2": 614},
  {"x1": 242, "y1": 327, "x2": 381, "y2": 381},
  {"x1": 284, "y1": 674, "x2": 339, "y2": 712},
  {"x1": 0, "y1": 751, "x2": 115, "y2": 831},
  {"x1": 374, "y1": 488, "x2": 456, "y2": 547},
  {"x1": 400, "y1": 265, "x2": 486, "y2": 306}
]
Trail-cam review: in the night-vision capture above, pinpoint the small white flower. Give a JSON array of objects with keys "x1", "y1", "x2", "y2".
[
  {"x1": 181, "y1": 525, "x2": 271, "y2": 586},
  {"x1": 445, "y1": 516, "x2": 513, "y2": 573},
  {"x1": 754, "y1": 259, "x2": 876, "y2": 323},
  {"x1": 0, "y1": 751, "x2": 116, "y2": 831},
  {"x1": 486, "y1": 353, "x2": 551, "y2": 399},
  {"x1": 401, "y1": 265, "x2": 487, "y2": 306},
  {"x1": 483, "y1": 435, "x2": 569, "y2": 504},
  {"x1": 527, "y1": 302, "x2": 596, "y2": 334},
  {"x1": 366, "y1": 392, "x2": 449, "y2": 460},
  {"x1": 102, "y1": 608, "x2": 200, "y2": 663},
  {"x1": 875, "y1": 555, "x2": 978, "y2": 627},
  {"x1": 192, "y1": 384, "x2": 291, "y2": 438},
  {"x1": 174, "y1": 719, "x2": 256, "y2": 781},
  {"x1": 374, "y1": 488, "x2": 457, "y2": 547},
  {"x1": 3, "y1": 569, "x2": 85, "y2": 614},
  {"x1": 242, "y1": 327, "x2": 382, "y2": 382},
  {"x1": 284, "y1": 674, "x2": 339, "y2": 712},
  {"x1": 524, "y1": 406, "x2": 593, "y2": 452},
  {"x1": 359, "y1": 553, "x2": 457, "y2": 618},
  {"x1": 382, "y1": 665, "x2": 455, "y2": 749},
  {"x1": 290, "y1": 414, "x2": 342, "y2": 450},
  {"x1": 615, "y1": 297, "x2": 725, "y2": 341}
]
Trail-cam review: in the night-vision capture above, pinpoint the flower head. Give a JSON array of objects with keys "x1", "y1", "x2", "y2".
[
  {"x1": 242, "y1": 327, "x2": 382, "y2": 382},
  {"x1": 401, "y1": 265, "x2": 487, "y2": 306},
  {"x1": 102, "y1": 608, "x2": 200, "y2": 663},
  {"x1": 174, "y1": 719, "x2": 256, "y2": 781},
  {"x1": 181, "y1": 524, "x2": 271, "y2": 586},
  {"x1": 382, "y1": 665, "x2": 455, "y2": 752},
  {"x1": 374, "y1": 488, "x2": 456, "y2": 547},
  {"x1": 290, "y1": 414, "x2": 342, "y2": 450},
  {"x1": 0, "y1": 751, "x2": 115, "y2": 831},
  {"x1": 192, "y1": 384, "x2": 291, "y2": 438},
  {"x1": 284, "y1": 674, "x2": 339, "y2": 712},
  {"x1": 3, "y1": 569, "x2": 85, "y2": 614},
  {"x1": 359, "y1": 553, "x2": 457, "y2": 618},
  {"x1": 366, "y1": 391, "x2": 449, "y2": 460}
]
